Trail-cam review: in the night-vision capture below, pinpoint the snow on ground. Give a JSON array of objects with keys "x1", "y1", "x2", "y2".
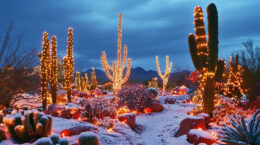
[
  {"x1": 1, "y1": 94, "x2": 195, "y2": 145},
  {"x1": 136, "y1": 95, "x2": 193, "y2": 145}
]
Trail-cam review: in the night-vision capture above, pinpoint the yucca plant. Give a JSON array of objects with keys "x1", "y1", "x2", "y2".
[{"x1": 218, "y1": 111, "x2": 260, "y2": 145}]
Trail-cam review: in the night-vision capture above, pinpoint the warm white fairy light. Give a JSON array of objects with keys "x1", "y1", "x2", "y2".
[
  {"x1": 101, "y1": 13, "x2": 132, "y2": 95},
  {"x1": 155, "y1": 55, "x2": 173, "y2": 95}
]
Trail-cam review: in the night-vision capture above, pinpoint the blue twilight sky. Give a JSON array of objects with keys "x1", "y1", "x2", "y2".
[{"x1": 0, "y1": 0, "x2": 259, "y2": 72}]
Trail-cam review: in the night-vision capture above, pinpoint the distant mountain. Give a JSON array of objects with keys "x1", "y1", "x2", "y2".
[{"x1": 84, "y1": 67, "x2": 191, "y2": 86}]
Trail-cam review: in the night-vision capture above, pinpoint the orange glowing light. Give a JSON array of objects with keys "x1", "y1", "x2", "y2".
[
  {"x1": 132, "y1": 110, "x2": 138, "y2": 114},
  {"x1": 198, "y1": 128, "x2": 202, "y2": 130},
  {"x1": 61, "y1": 133, "x2": 65, "y2": 138},
  {"x1": 107, "y1": 127, "x2": 113, "y2": 132},
  {"x1": 116, "y1": 106, "x2": 130, "y2": 115},
  {"x1": 143, "y1": 107, "x2": 152, "y2": 113}
]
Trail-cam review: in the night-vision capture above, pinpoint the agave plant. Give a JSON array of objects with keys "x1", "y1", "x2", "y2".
[{"x1": 218, "y1": 111, "x2": 260, "y2": 145}]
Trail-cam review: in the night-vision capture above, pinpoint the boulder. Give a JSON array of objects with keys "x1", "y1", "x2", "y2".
[
  {"x1": 118, "y1": 113, "x2": 136, "y2": 129},
  {"x1": 178, "y1": 116, "x2": 206, "y2": 136},
  {"x1": 150, "y1": 102, "x2": 164, "y2": 112},
  {"x1": 60, "y1": 125, "x2": 98, "y2": 137},
  {"x1": 187, "y1": 129, "x2": 217, "y2": 145},
  {"x1": 165, "y1": 98, "x2": 176, "y2": 104},
  {"x1": 44, "y1": 104, "x2": 62, "y2": 117},
  {"x1": 196, "y1": 113, "x2": 210, "y2": 125}
]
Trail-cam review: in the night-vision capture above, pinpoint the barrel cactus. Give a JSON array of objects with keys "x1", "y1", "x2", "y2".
[
  {"x1": 35, "y1": 137, "x2": 52, "y2": 145},
  {"x1": 188, "y1": 3, "x2": 225, "y2": 115},
  {"x1": 3, "y1": 110, "x2": 52, "y2": 141},
  {"x1": 78, "y1": 132, "x2": 100, "y2": 145}
]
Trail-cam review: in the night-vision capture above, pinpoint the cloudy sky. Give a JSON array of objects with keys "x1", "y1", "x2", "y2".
[{"x1": 0, "y1": 0, "x2": 259, "y2": 72}]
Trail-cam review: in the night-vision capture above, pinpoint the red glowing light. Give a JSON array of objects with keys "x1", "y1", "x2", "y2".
[{"x1": 143, "y1": 107, "x2": 152, "y2": 113}]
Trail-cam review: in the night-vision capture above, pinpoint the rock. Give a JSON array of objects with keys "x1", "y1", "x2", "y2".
[
  {"x1": 187, "y1": 129, "x2": 217, "y2": 145},
  {"x1": 196, "y1": 113, "x2": 210, "y2": 125},
  {"x1": 178, "y1": 116, "x2": 206, "y2": 136},
  {"x1": 165, "y1": 98, "x2": 176, "y2": 104},
  {"x1": 150, "y1": 102, "x2": 164, "y2": 112},
  {"x1": 118, "y1": 113, "x2": 136, "y2": 129},
  {"x1": 60, "y1": 109, "x2": 72, "y2": 119},
  {"x1": 44, "y1": 104, "x2": 62, "y2": 117},
  {"x1": 60, "y1": 125, "x2": 98, "y2": 137}
]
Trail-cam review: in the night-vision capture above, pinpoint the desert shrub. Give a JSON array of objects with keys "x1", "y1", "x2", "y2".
[
  {"x1": 218, "y1": 111, "x2": 260, "y2": 145},
  {"x1": 118, "y1": 84, "x2": 158, "y2": 112},
  {"x1": 233, "y1": 40, "x2": 260, "y2": 101},
  {"x1": 81, "y1": 97, "x2": 117, "y2": 123},
  {"x1": 0, "y1": 23, "x2": 39, "y2": 108}
]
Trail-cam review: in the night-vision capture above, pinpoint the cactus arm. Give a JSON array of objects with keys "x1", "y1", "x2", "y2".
[
  {"x1": 213, "y1": 59, "x2": 225, "y2": 81},
  {"x1": 101, "y1": 56, "x2": 113, "y2": 81},
  {"x1": 121, "y1": 44, "x2": 127, "y2": 70},
  {"x1": 207, "y1": 3, "x2": 218, "y2": 72},
  {"x1": 122, "y1": 58, "x2": 131, "y2": 84},
  {"x1": 155, "y1": 56, "x2": 164, "y2": 79},
  {"x1": 101, "y1": 51, "x2": 112, "y2": 71},
  {"x1": 188, "y1": 34, "x2": 202, "y2": 71}
]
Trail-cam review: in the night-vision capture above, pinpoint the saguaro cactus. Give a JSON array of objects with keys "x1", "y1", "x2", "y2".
[
  {"x1": 91, "y1": 67, "x2": 97, "y2": 90},
  {"x1": 38, "y1": 32, "x2": 50, "y2": 110},
  {"x1": 155, "y1": 55, "x2": 173, "y2": 95},
  {"x1": 101, "y1": 13, "x2": 131, "y2": 95},
  {"x1": 50, "y1": 36, "x2": 58, "y2": 104},
  {"x1": 63, "y1": 27, "x2": 74, "y2": 102},
  {"x1": 188, "y1": 3, "x2": 225, "y2": 115}
]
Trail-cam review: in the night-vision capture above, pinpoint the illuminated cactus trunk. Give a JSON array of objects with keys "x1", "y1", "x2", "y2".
[
  {"x1": 50, "y1": 36, "x2": 58, "y2": 104},
  {"x1": 188, "y1": 3, "x2": 225, "y2": 115},
  {"x1": 64, "y1": 27, "x2": 74, "y2": 102},
  {"x1": 101, "y1": 13, "x2": 132, "y2": 96},
  {"x1": 75, "y1": 71, "x2": 81, "y2": 91},
  {"x1": 91, "y1": 67, "x2": 97, "y2": 90},
  {"x1": 155, "y1": 55, "x2": 173, "y2": 95},
  {"x1": 38, "y1": 32, "x2": 50, "y2": 110}
]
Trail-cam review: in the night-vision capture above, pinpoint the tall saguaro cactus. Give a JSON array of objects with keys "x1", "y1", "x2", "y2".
[
  {"x1": 188, "y1": 3, "x2": 225, "y2": 115},
  {"x1": 50, "y1": 36, "x2": 58, "y2": 104},
  {"x1": 64, "y1": 27, "x2": 74, "y2": 102},
  {"x1": 155, "y1": 55, "x2": 173, "y2": 95},
  {"x1": 101, "y1": 13, "x2": 132, "y2": 95},
  {"x1": 38, "y1": 32, "x2": 50, "y2": 110}
]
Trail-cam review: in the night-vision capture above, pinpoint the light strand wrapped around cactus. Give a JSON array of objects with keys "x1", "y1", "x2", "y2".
[
  {"x1": 75, "y1": 71, "x2": 89, "y2": 91},
  {"x1": 155, "y1": 55, "x2": 172, "y2": 95},
  {"x1": 90, "y1": 67, "x2": 98, "y2": 90},
  {"x1": 223, "y1": 55, "x2": 244, "y2": 99},
  {"x1": 3, "y1": 111, "x2": 52, "y2": 142},
  {"x1": 64, "y1": 27, "x2": 74, "y2": 102},
  {"x1": 50, "y1": 36, "x2": 58, "y2": 104},
  {"x1": 101, "y1": 13, "x2": 131, "y2": 95},
  {"x1": 188, "y1": 3, "x2": 225, "y2": 115},
  {"x1": 38, "y1": 32, "x2": 50, "y2": 110}
]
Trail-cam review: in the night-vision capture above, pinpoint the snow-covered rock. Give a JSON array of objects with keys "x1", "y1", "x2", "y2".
[
  {"x1": 178, "y1": 116, "x2": 206, "y2": 136},
  {"x1": 187, "y1": 129, "x2": 217, "y2": 145},
  {"x1": 149, "y1": 102, "x2": 164, "y2": 112},
  {"x1": 60, "y1": 125, "x2": 98, "y2": 137},
  {"x1": 118, "y1": 113, "x2": 136, "y2": 129}
]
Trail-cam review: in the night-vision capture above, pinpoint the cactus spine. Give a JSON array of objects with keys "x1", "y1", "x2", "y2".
[
  {"x1": 155, "y1": 55, "x2": 173, "y2": 95},
  {"x1": 64, "y1": 27, "x2": 74, "y2": 102},
  {"x1": 101, "y1": 13, "x2": 131, "y2": 95},
  {"x1": 50, "y1": 36, "x2": 58, "y2": 104},
  {"x1": 39, "y1": 32, "x2": 50, "y2": 110},
  {"x1": 188, "y1": 3, "x2": 225, "y2": 115}
]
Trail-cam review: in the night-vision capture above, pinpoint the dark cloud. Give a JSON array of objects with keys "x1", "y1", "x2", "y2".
[{"x1": 0, "y1": 0, "x2": 259, "y2": 72}]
